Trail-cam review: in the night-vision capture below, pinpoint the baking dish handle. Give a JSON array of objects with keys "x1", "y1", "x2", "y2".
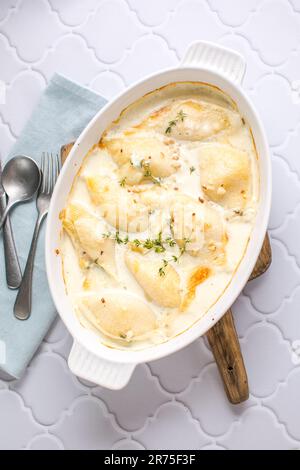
[
  {"x1": 180, "y1": 41, "x2": 246, "y2": 85},
  {"x1": 68, "y1": 341, "x2": 136, "y2": 389}
]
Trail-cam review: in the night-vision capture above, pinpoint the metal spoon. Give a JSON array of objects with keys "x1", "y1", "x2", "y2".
[{"x1": 0, "y1": 156, "x2": 41, "y2": 230}]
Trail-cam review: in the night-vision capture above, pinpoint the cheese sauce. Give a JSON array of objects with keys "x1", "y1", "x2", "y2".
[{"x1": 60, "y1": 82, "x2": 259, "y2": 350}]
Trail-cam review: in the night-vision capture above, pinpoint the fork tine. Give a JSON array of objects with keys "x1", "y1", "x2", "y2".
[
  {"x1": 48, "y1": 153, "x2": 53, "y2": 194},
  {"x1": 55, "y1": 153, "x2": 61, "y2": 182},
  {"x1": 46, "y1": 154, "x2": 50, "y2": 193},
  {"x1": 48, "y1": 152, "x2": 52, "y2": 194},
  {"x1": 46, "y1": 153, "x2": 50, "y2": 194},
  {"x1": 53, "y1": 153, "x2": 60, "y2": 187},
  {"x1": 51, "y1": 152, "x2": 56, "y2": 192},
  {"x1": 43, "y1": 153, "x2": 48, "y2": 193},
  {"x1": 40, "y1": 153, "x2": 61, "y2": 195},
  {"x1": 40, "y1": 153, "x2": 46, "y2": 193}
]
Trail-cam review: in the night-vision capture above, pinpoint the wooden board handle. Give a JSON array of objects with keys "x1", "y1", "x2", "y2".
[
  {"x1": 206, "y1": 308, "x2": 249, "y2": 404},
  {"x1": 61, "y1": 142, "x2": 74, "y2": 165},
  {"x1": 207, "y1": 233, "x2": 271, "y2": 404},
  {"x1": 249, "y1": 233, "x2": 272, "y2": 280}
]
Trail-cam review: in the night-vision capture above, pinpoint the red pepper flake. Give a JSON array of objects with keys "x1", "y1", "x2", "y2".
[
  {"x1": 101, "y1": 298, "x2": 105, "y2": 304},
  {"x1": 55, "y1": 249, "x2": 60, "y2": 255},
  {"x1": 198, "y1": 197, "x2": 204, "y2": 203}
]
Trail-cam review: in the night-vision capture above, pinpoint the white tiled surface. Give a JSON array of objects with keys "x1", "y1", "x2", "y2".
[{"x1": 0, "y1": 0, "x2": 300, "y2": 450}]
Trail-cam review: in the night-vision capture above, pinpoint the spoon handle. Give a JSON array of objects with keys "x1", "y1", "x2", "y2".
[
  {"x1": 0, "y1": 200, "x2": 16, "y2": 230},
  {"x1": 0, "y1": 193, "x2": 22, "y2": 289},
  {"x1": 0, "y1": 204, "x2": 10, "y2": 229},
  {"x1": 13, "y1": 212, "x2": 46, "y2": 320}
]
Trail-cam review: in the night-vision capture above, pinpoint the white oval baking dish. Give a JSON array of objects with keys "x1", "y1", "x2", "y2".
[{"x1": 46, "y1": 41, "x2": 271, "y2": 389}]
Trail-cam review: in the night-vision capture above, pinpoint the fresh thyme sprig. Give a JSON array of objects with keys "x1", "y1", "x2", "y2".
[
  {"x1": 165, "y1": 110, "x2": 187, "y2": 134},
  {"x1": 102, "y1": 231, "x2": 190, "y2": 277},
  {"x1": 102, "y1": 231, "x2": 129, "y2": 245},
  {"x1": 158, "y1": 237, "x2": 191, "y2": 276},
  {"x1": 139, "y1": 231, "x2": 177, "y2": 253},
  {"x1": 102, "y1": 231, "x2": 112, "y2": 239},
  {"x1": 116, "y1": 231, "x2": 129, "y2": 245},
  {"x1": 141, "y1": 161, "x2": 162, "y2": 185},
  {"x1": 164, "y1": 236, "x2": 176, "y2": 247},
  {"x1": 165, "y1": 120, "x2": 177, "y2": 135},
  {"x1": 102, "y1": 230, "x2": 176, "y2": 254},
  {"x1": 119, "y1": 177, "x2": 127, "y2": 187},
  {"x1": 159, "y1": 259, "x2": 169, "y2": 277},
  {"x1": 179, "y1": 237, "x2": 191, "y2": 256},
  {"x1": 189, "y1": 166, "x2": 196, "y2": 174}
]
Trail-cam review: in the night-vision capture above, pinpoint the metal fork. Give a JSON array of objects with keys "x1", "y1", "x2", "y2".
[{"x1": 14, "y1": 153, "x2": 61, "y2": 320}]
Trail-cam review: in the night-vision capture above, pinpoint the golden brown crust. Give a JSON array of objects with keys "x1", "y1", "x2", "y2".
[{"x1": 181, "y1": 266, "x2": 211, "y2": 311}]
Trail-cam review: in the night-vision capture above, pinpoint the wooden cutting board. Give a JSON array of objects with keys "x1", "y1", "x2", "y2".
[{"x1": 61, "y1": 143, "x2": 272, "y2": 404}]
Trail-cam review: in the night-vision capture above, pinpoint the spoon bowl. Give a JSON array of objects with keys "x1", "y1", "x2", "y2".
[{"x1": 0, "y1": 155, "x2": 41, "y2": 229}]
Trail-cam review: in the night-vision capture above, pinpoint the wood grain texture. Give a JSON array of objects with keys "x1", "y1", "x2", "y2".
[
  {"x1": 207, "y1": 233, "x2": 272, "y2": 404},
  {"x1": 206, "y1": 308, "x2": 249, "y2": 404},
  {"x1": 61, "y1": 142, "x2": 272, "y2": 405},
  {"x1": 249, "y1": 233, "x2": 272, "y2": 281},
  {"x1": 61, "y1": 142, "x2": 75, "y2": 165}
]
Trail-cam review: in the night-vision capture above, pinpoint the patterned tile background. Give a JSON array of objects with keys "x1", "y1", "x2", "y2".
[{"x1": 0, "y1": 0, "x2": 300, "y2": 450}]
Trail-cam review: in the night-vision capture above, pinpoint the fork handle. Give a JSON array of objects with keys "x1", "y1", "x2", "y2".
[{"x1": 14, "y1": 212, "x2": 46, "y2": 320}]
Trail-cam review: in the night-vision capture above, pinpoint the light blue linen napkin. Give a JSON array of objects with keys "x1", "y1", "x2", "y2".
[{"x1": 0, "y1": 74, "x2": 106, "y2": 378}]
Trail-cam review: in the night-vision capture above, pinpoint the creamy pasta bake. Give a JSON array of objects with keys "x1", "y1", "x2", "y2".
[{"x1": 60, "y1": 82, "x2": 259, "y2": 350}]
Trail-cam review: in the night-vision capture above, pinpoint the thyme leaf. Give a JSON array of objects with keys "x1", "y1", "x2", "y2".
[
  {"x1": 158, "y1": 238, "x2": 191, "y2": 276},
  {"x1": 102, "y1": 231, "x2": 128, "y2": 245},
  {"x1": 159, "y1": 259, "x2": 169, "y2": 277},
  {"x1": 119, "y1": 177, "x2": 127, "y2": 187},
  {"x1": 165, "y1": 110, "x2": 187, "y2": 134},
  {"x1": 177, "y1": 110, "x2": 187, "y2": 122},
  {"x1": 141, "y1": 161, "x2": 162, "y2": 185}
]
